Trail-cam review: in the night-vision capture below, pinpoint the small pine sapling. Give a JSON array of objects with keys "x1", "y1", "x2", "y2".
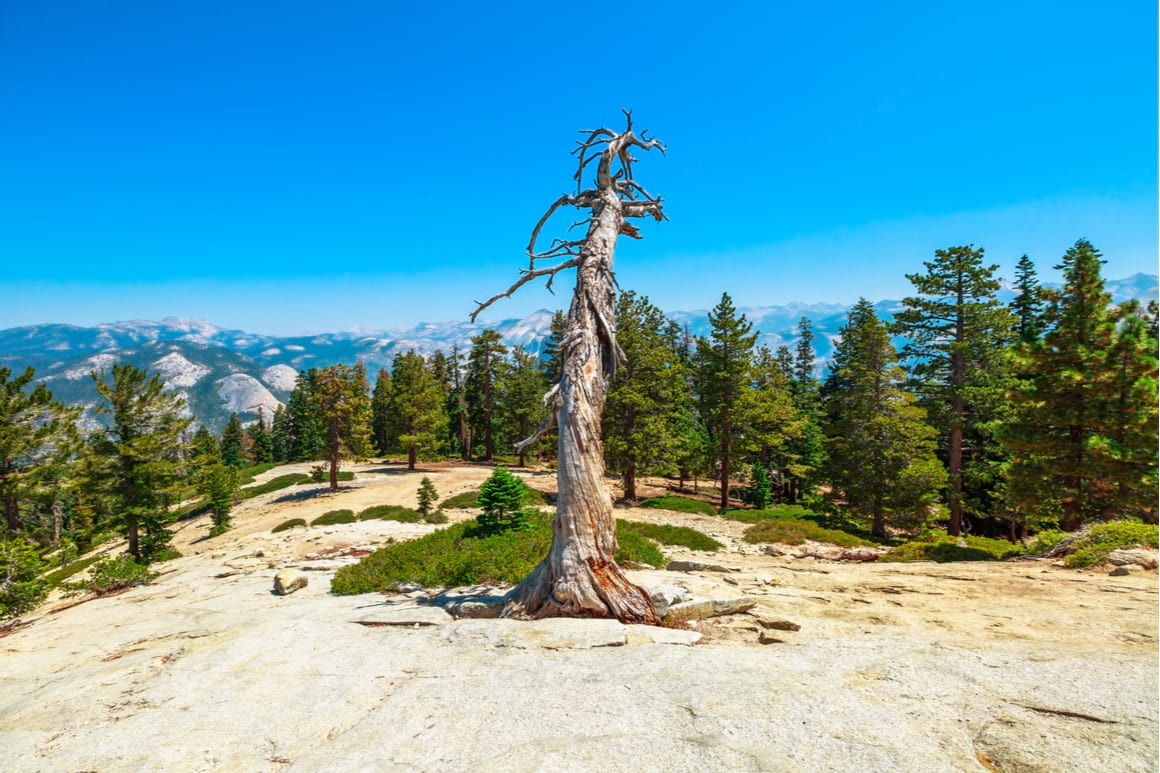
[
  {"x1": 751, "y1": 463, "x2": 773, "y2": 510},
  {"x1": 477, "y1": 467, "x2": 528, "y2": 534},
  {"x1": 417, "y1": 476, "x2": 439, "y2": 520}
]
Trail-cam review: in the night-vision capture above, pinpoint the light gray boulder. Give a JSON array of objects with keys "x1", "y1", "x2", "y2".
[
  {"x1": 1106, "y1": 549, "x2": 1158, "y2": 570},
  {"x1": 273, "y1": 568, "x2": 308, "y2": 596},
  {"x1": 663, "y1": 598, "x2": 756, "y2": 624}
]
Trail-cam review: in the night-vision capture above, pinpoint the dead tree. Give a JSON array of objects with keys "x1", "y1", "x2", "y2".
[{"x1": 472, "y1": 112, "x2": 666, "y2": 624}]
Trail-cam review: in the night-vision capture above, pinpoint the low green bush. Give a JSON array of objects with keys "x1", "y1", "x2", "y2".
[
  {"x1": 722, "y1": 505, "x2": 818, "y2": 523},
  {"x1": 638, "y1": 496, "x2": 716, "y2": 516},
  {"x1": 881, "y1": 533, "x2": 1023, "y2": 563},
  {"x1": 617, "y1": 521, "x2": 722, "y2": 552},
  {"x1": 311, "y1": 509, "x2": 357, "y2": 527},
  {"x1": 237, "y1": 462, "x2": 278, "y2": 485},
  {"x1": 62, "y1": 555, "x2": 157, "y2": 596},
  {"x1": 43, "y1": 553, "x2": 104, "y2": 586},
  {"x1": 744, "y1": 520, "x2": 874, "y2": 548},
  {"x1": 1025, "y1": 529, "x2": 1066, "y2": 554},
  {"x1": 332, "y1": 511, "x2": 664, "y2": 594},
  {"x1": 238, "y1": 473, "x2": 310, "y2": 500},
  {"x1": 1063, "y1": 521, "x2": 1158, "y2": 568},
  {"x1": 305, "y1": 469, "x2": 355, "y2": 484},
  {"x1": 425, "y1": 511, "x2": 449, "y2": 524},
  {"x1": 357, "y1": 504, "x2": 422, "y2": 523},
  {"x1": 271, "y1": 518, "x2": 307, "y2": 533}
]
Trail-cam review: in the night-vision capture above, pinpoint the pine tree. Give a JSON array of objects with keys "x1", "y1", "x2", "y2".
[
  {"x1": 385, "y1": 351, "x2": 446, "y2": 470},
  {"x1": 695, "y1": 293, "x2": 759, "y2": 510},
  {"x1": 893, "y1": 244, "x2": 1014, "y2": 535},
  {"x1": 782, "y1": 317, "x2": 826, "y2": 502},
  {"x1": 219, "y1": 413, "x2": 248, "y2": 469},
  {"x1": 194, "y1": 441, "x2": 238, "y2": 537},
  {"x1": 247, "y1": 408, "x2": 274, "y2": 464},
  {"x1": 190, "y1": 425, "x2": 216, "y2": 459},
  {"x1": 270, "y1": 405, "x2": 292, "y2": 462},
  {"x1": 1002, "y1": 239, "x2": 1121, "y2": 529},
  {"x1": 602, "y1": 292, "x2": 690, "y2": 501},
  {"x1": 446, "y1": 345, "x2": 471, "y2": 460},
  {"x1": 427, "y1": 350, "x2": 454, "y2": 455},
  {"x1": 497, "y1": 347, "x2": 549, "y2": 467},
  {"x1": 91, "y1": 364, "x2": 192, "y2": 561},
  {"x1": 1011, "y1": 254, "x2": 1045, "y2": 344},
  {"x1": 747, "y1": 346, "x2": 804, "y2": 503},
  {"x1": 285, "y1": 369, "x2": 326, "y2": 462},
  {"x1": 822, "y1": 300, "x2": 946, "y2": 537},
  {"x1": 1103, "y1": 303, "x2": 1159, "y2": 519},
  {"x1": 370, "y1": 368, "x2": 392, "y2": 456},
  {"x1": 465, "y1": 329, "x2": 508, "y2": 461},
  {"x1": 477, "y1": 467, "x2": 527, "y2": 534},
  {"x1": 0, "y1": 367, "x2": 79, "y2": 535},
  {"x1": 416, "y1": 476, "x2": 438, "y2": 519},
  {"x1": 314, "y1": 363, "x2": 372, "y2": 491}
]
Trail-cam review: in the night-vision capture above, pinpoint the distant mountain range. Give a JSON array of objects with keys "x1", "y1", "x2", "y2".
[{"x1": 4, "y1": 273, "x2": 1155, "y2": 432}]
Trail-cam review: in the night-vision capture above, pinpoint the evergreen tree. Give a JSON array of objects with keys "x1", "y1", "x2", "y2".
[
  {"x1": 190, "y1": 425, "x2": 216, "y2": 459},
  {"x1": 370, "y1": 368, "x2": 393, "y2": 456},
  {"x1": 602, "y1": 292, "x2": 690, "y2": 500},
  {"x1": 285, "y1": 369, "x2": 326, "y2": 462},
  {"x1": 219, "y1": 413, "x2": 248, "y2": 469},
  {"x1": 893, "y1": 244, "x2": 1014, "y2": 535},
  {"x1": 1011, "y1": 254, "x2": 1045, "y2": 344},
  {"x1": 0, "y1": 367, "x2": 79, "y2": 535},
  {"x1": 477, "y1": 467, "x2": 527, "y2": 534},
  {"x1": 497, "y1": 347, "x2": 549, "y2": 467},
  {"x1": 416, "y1": 476, "x2": 438, "y2": 519},
  {"x1": 91, "y1": 364, "x2": 192, "y2": 561},
  {"x1": 270, "y1": 405, "x2": 293, "y2": 463},
  {"x1": 750, "y1": 462, "x2": 772, "y2": 509},
  {"x1": 427, "y1": 350, "x2": 454, "y2": 455},
  {"x1": 465, "y1": 329, "x2": 508, "y2": 461},
  {"x1": 695, "y1": 293, "x2": 759, "y2": 510},
  {"x1": 446, "y1": 345, "x2": 471, "y2": 460},
  {"x1": 782, "y1": 317, "x2": 826, "y2": 502},
  {"x1": 822, "y1": 300, "x2": 946, "y2": 537},
  {"x1": 747, "y1": 346, "x2": 804, "y2": 502},
  {"x1": 1002, "y1": 239, "x2": 1122, "y2": 529},
  {"x1": 194, "y1": 441, "x2": 238, "y2": 537},
  {"x1": 1103, "y1": 302, "x2": 1159, "y2": 519},
  {"x1": 247, "y1": 408, "x2": 274, "y2": 464},
  {"x1": 540, "y1": 310, "x2": 569, "y2": 382},
  {"x1": 385, "y1": 351, "x2": 446, "y2": 470},
  {"x1": 314, "y1": 363, "x2": 372, "y2": 491}
]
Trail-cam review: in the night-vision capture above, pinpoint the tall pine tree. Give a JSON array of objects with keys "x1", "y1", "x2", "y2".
[
  {"x1": 385, "y1": 351, "x2": 446, "y2": 470},
  {"x1": 1011, "y1": 254, "x2": 1045, "y2": 344},
  {"x1": 893, "y1": 245, "x2": 1014, "y2": 535},
  {"x1": 822, "y1": 300, "x2": 946, "y2": 537},
  {"x1": 465, "y1": 329, "x2": 508, "y2": 461},
  {"x1": 314, "y1": 363, "x2": 372, "y2": 491},
  {"x1": 497, "y1": 347, "x2": 549, "y2": 467}
]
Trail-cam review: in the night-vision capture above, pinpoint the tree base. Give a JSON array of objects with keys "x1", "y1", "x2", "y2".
[{"x1": 499, "y1": 557, "x2": 660, "y2": 625}]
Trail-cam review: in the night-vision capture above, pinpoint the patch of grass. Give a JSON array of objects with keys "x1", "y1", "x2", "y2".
[
  {"x1": 722, "y1": 505, "x2": 818, "y2": 523},
  {"x1": 61, "y1": 555, "x2": 157, "y2": 596},
  {"x1": 357, "y1": 504, "x2": 422, "y2": 523},
  {"x1": 237, "y1": 462, "x2": 278, "y2": 485},
  {"x1": 425, "y1": 511, "x2": 449, "y2": 524},
  {"x1": 238, "y1": 473, "x2": 311, "y2": 500},
  {"x1": 43, "y1": 553, "x2": 104, "y2": 586},
  {"x1": 1063, "y1": 521, "x2": 1158, "y2": 568},
  {"x1": 881, "y1": 533, "x2": 1023, "y2": 563},
  {"x1": 301, "y1": 470, "x2": 355, "y2": 485},
  {"x1": 332, "y1": 510, "x2": 665, "y2": 594},
  {"x1": 617, "y1": 521, "x2": 722, "y2": 552},
  {"x1": 614, "y1": 524, "x2": 666, "y2": 567},
  {"x1": 440, "y1": 483, "x2": 548, "y2": 510},
  {"x1": 272, "y1": 518, "x2": 307, "y2": 533},
  {"x1": 1025, "y1": 529, "x2": 1066, "y2": 554},
  {"x1": 638, "y1": 495, "x2": 716, "y2": 516},
  {"x1": 311, "y1": 509, "x2": 357, "y2": 527},
  {"x1": 744, "y1": 519, "x2": 874, "y2": 548}
]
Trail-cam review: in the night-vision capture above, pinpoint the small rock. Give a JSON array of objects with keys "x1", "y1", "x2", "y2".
[
  {"x1": 663, "y1": 598, "x2": 756, "y2": 624},
  {"x1": 1106, "y1": 549, "x2": 1159, "y2": 570},
  {"x1": 756, "y1": 619, "x2": 801, "y2": 631},
  {"x1": 1109, "y1": 565, "x2": 1139, "y2": 576},
  {"x1": 758, "y1": 631, "x2": 785, "y2": 645},
  {"x1": 762, "y1": 544, "x2": 786, "y2": 557},
  {"x1": 273, "y1": 569, "x2": 308, "y2": 596},
  {"x1": 647, "y1": 585, "x2": 689, "y2": 617},
  {"x1": 304, "y1": 552, "x2": 321, "y2": 561},
  {"x1": 445, "y1": 597, "x2": 505, "y2": 619},
  {"x1": 393, "y1": 581, "x2": 424, "y2": 593},
  {"x1": 252, "y1": 549, "x2": 265, "y2": 558},
  {"x1": 723, "y1": 576, "x2": 739, "y2": 586}
]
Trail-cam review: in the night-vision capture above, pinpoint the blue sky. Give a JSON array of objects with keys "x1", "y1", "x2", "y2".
[{"x1": 1, "y1": 1, "x2": 1155, "y2": 334}]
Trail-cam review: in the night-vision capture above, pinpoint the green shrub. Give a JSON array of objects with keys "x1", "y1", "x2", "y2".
[
  {"x1": 62, "y1": 555, "x2": 157, "y2": 596},
  {"x1": 417, "y1": 477, "x2": 438, "y2": 518},
  {"x1": 43, "y1": 553, "x2": 103, "y2": 586},
  {"x1": 357, "y1": 504, "x2": 422, "y2": 523},
  {"x1": 617, "y1": 521, "x2": 722, "y2": 552},
  {"x1": 310, "y1": 464, "x2": 326, "y2": 483},
  {"x1": 881, "y1": 533, "x2": 1023, "y2": 563},
  {"x1": 1026, "y1": 529, "x2": 1066, "y2": 554},
  {"x1": 305, "y1": 468, "x2": 354, "y2": 484},
  {"x1": 272, "y1": 518, "x2": 307, "y2": 533},
  {"x1": 614, "y1": 525, "x2": 666, "y2": 567},
  {"x1": 638, "y1": 496, "x2": 716, "y2": 516},
  {"x1": 238, "y1": 473, "x2": 310, "y2": 500},
  {"x1": 1063, "y1": 521, "x2": 1158, "y2": 568},
  {"x1": 332, "y1": 510, "x2": 666, "y2": 594},
  {"x1": 311, "y1": 509, "x2": 357, "y2": 526},
  {"x1": 237, "y1": 462, "x2": 277, "y2": 485},
  {"x1": 744, "y1": 520, "x2": 874, "y2": 548},
  {"x1": 0, "y1": 540, "x2": 49, "y2": 618},
  {"x1": 478, "y1": 468, "x2": 531, "y2": 534},
  {"x1": 425, "y1": 511, "x2": 449, "y2": 524},
  {"x1": 722, "y1": 505, "x2": 817, "y2": 523},
  {"x1": 332, "y1": 513, "x2": 555, "y2": 593}
]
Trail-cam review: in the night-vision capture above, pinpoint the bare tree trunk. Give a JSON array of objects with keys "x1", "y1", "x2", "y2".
[
  {"x1": 473, "y1": 113, "x2": 665, "y2": 624},
  {"x1": 408, "y1": 445, "x2": 417, "y2": 471}
]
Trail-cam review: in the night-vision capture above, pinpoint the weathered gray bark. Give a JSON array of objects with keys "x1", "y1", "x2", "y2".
[{"x1": 472, "y1": 112, "x2": 665, "y2": 623}]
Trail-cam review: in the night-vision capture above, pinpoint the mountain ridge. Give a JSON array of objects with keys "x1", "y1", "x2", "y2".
[{"x1": 4, "y1": 274, "x2": 1155, "y2": 432}]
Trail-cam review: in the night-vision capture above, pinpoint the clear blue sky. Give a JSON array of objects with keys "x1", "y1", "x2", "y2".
[{"x1": 2, "y1": 1, "x2": 1155, "y2": 334}]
